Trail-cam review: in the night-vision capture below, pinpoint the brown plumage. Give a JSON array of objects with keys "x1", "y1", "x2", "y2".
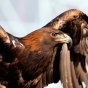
[
  {"x1": 0, "y1": 26, "x2": 72, "y2": 88},
  {"x1": 44, "y1": 9, "x2": 88, "y2": 88},
  {"x1": 1, "y1": 9, "x2": 88, "y2": 88}
]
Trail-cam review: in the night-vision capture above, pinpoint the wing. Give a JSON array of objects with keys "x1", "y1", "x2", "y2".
[
  {"x1": 60, "y1": 44, "x2": 88, "y2": 88},
  {"x1": 43, "y1": 9, "x2": 88, "y2": 88},
  {"x1": 71, "y1": 21, "x2": 88, "y2": 87},
  {"x1": 73, "y1": 27, "x2": 88, "y2": 62},
  {"x1": 0, "y1": 26, "x2": 26, "y2": 88}
]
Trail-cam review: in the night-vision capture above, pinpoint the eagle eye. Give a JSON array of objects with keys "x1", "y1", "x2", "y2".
[{"x1": 52, "y1": 32, "x2": 58, "y2": 37}]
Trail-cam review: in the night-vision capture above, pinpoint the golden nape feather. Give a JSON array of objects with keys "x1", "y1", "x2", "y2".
[{"x1": 0, "y1": 26, "x2": 72, "y2": 88}]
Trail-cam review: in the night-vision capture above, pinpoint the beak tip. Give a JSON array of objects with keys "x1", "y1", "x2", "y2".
[{"x1": 66, "y1": 36, "x2": 73, "y2": 48}]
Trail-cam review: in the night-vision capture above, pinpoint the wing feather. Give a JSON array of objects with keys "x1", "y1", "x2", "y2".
[
  {"x1": 74, "y1": 36, "x2": 88, "y2": 64},
  {"x1": 75, "y1": 54, "x2": 88, "y2": 86},
  {"x1": 42, "y1": 72, "x2": 46, "y2": 87},
  {"x1": 60, "y1": 43, "x2": 73, "y2": 88},
  {"x1": 70, "y1": 55, "x2": 82, "y2": 88},
  {"x1": 70, "y1": 50, "x2": 88, "y2": 88}
]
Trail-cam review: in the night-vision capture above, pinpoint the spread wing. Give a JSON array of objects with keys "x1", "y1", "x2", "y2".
[{"x1": 43, "y1": 9, "x2": 88, "y2": 88}]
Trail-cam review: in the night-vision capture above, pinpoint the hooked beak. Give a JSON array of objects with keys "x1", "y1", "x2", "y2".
[{"x1": 55, "y1": 34, "x2": 72, "y2": 48}]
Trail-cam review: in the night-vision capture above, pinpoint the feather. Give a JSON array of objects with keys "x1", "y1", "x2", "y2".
[
  {"x1": 1, "y1": 8, "x2": 88, "y2": 88},
  {"x1": 60, "y1": 43, "x2": 72, "y2": 88}
]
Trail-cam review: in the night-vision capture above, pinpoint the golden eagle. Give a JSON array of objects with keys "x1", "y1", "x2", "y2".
[
  {"x1": 0, "y1": 26, "x2": 72, "y2": 88},
  {"x1": 0, "y1": 9, "x2": 88, "y2": 88}
]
